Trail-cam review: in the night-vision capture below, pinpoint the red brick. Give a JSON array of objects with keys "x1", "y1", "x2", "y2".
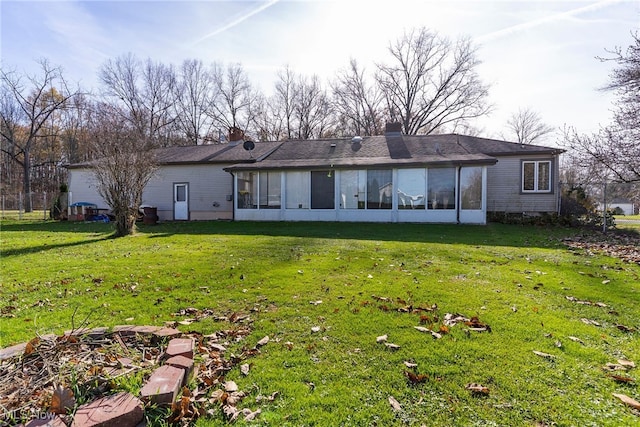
[
  {"x1": 140, "y1": 365, "x2": 184, "y2": 405},
  {"x1": 165, "y1": 355, "x2": 194, "y2": 385},
  {"x1": 25, "y1": 415, "x2": 67, "y2": 426},
  {"x1": 165, "y1": 338, "x2": 194, "y2": 359},
  {"x1": 71, "y1": 392, "x2": 143, "y2": 427},
  {"x1": 0, "y1": 342, "x2": 26, "y2": 360}
]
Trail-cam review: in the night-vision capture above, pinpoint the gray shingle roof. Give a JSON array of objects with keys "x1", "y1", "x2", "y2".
[{"x1": 67, "y1": 133, "x2": 562, "y2": 170}]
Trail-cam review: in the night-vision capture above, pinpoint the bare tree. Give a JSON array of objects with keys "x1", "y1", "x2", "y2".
[
  {"x1": 375, "y1": 28, "x2": 490, "y2": 135},
  {"x1": 273, "y1": 65, "x2": 297, "y2": 139},
  {"x1": 331, "y1": 59, "x2": 385, "y2": 136},
  {"x1": 209, "y1": 63, "x2": 260, "y2": 138},
  {"x1": 99, "y1": 54, "x2": 177, "y2": 145},
  {"x1": 294, "y1": 74, "x2": 333, "y2": 139},
  {"x1": 505, "y1": 107, "x2": 554, "y2": 145},
  {"x1": 561, "y1": 33, "x2": 640, "y2": 183},
  {"x1": 89, "y1": 102, "x2": 157, "y2": 236},
  {"x1": 0, "y1": 59, "x2": 77, "y2": 211},
  {"x1": 173, "y1": 59, "x2": 216, "y2": 145}
]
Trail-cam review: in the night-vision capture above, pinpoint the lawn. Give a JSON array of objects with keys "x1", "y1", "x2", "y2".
[{"x1": 1, "y1": 220, "x2": 639, "y2": 426}]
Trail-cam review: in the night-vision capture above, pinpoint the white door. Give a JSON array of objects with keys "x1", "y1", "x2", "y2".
[{"x1": 174, "y1": 183, "x2": 189, "y2": 220}]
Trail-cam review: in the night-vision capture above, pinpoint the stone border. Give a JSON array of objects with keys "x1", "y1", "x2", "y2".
[{"x1": 2, "y1": 326, "x2": 195, "y2": 427}]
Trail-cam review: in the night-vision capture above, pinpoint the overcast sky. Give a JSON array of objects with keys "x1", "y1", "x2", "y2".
[{"x1": 1, "y1": 0, "x2": 638, "y2": 141}]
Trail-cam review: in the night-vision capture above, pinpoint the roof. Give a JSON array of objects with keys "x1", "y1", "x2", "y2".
[
  {"x1": 225, "y1": 133, "x2": 563, "y2": 172},
  {"x1": 66, "y1": 141, "x2": 282, "y2": 169},
  {"x1": 67, "y1": 133, "x2": 563, "y2": 171}
]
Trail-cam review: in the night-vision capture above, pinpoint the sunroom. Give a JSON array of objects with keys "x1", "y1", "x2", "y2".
[{"x1": 228, "y1": 163, "x2": 493, "y2": 224}]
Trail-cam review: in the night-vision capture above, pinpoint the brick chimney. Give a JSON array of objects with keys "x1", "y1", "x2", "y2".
[
  {"x1": 228, "y1": 127, "x2": 245, "y2": 143},
  {"x1": 385, "y1": 122, "x2": 403, "y2": 134}
]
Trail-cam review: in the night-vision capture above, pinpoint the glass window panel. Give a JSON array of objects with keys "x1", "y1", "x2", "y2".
[
  {"x1": 237, "y1": 172, "x2": 256, "y2": 209},
  {"x1": 176, "y1": 185, "x2": 186, "y2": 202},
  {"x1": 340, "y1": 170, "x2": 366, "y2": 209},
  {"x1": 285, "y1": 171, "x2": 310, "y2": 209},
  {"x1": 311, "y1": 171, "x2": 335, "y2": 209},
  {"x1": 522, "y1": 162, "x2": 535, "y2": 191},
  {"x1": 259, "y1": 171, "x2": 281, "y2": 209},
  {"x1": 428, "y1": 168, "x2": 455, "y2": 209},
  {"x1": 367, "y1": 169, "x2": 392, "y2": 209},
  {"x1": 397, "y1": 168, "x2": 426, "y2": 209},
  {"x1": 538, "y1": 162, "x2": 550, "y2": 191},
  {"x1": 460, "y1": 167, "x2": 482, "y2": 210}
]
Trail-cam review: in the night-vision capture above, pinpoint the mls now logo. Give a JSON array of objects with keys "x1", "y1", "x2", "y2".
[{"x1": 0, "y1": 404, "x2": 57, "y2": 426}]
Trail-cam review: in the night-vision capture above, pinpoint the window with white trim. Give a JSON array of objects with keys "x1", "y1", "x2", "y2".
[{"x1": 522, "y1": 160, "x2": 551, "y2": 193}]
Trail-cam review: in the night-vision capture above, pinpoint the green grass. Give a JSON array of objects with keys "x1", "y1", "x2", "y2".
[{"x1": 1, "y1": 220, "x2": 639, "y2": 426}]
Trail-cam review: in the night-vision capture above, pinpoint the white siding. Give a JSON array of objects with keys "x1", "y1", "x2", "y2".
[
  {"x1": 486, "y1": 155, "x2": 559, "y2": 214},
  {"x1": 67, "y1": 169, "x2": 109, "y2": 208},
  {"x1": 68, "y1": 164, "x2": 234, "y2": 221}
]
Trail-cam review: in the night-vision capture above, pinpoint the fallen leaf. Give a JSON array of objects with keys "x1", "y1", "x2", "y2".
[
  {"x1": 24, "y1": 337, "x2": 40, "y2": 356},
  {"x1": 384, "y1": 343, "x2": 400, "y2": 350},
  {"x1": 50, "y1": 384, "x2": 76, "y2": 415},
  {"x1": 466, "y1": 383, "x2": 490, "y2": 395},
  {"x1": 376, "y1": 334, "x2": 388, "y2": 343},
  {"x1": 618, "y1": 359, "x2": 636, "y2": 368},
  {"x1": 310, "y1": 300, "x2": 323, "y2": 305},
  {"x1": 404, "y1": 361, "x2": 418, "y2": 368},
  {"x1": 224, "y1": 381, "x2": 238, "y2": 392},
  {"x1": 612, "y1": 393, "x2": 640, "y2": 410},
  {"x1": 256, "y1": 336, "x2": 269, "y2": 347},
  {"x1": 242, "y1": 408, "x2": 261, "y2": 421},
  {"x1": 405, "y1": 371, "x2": 428, "y2": 384},
  {"x1": 414, "y1": 326, "x2": 430, "y2": 333},
  {"x1": 609, "y1": 374, "x2": 635, "y2": 383},
  {"x1": 533, "y1": 351, "x2": 555, "y2": 359},
  {"x1": 430, "y1": 330, "x2": 443, "y2": 339},
  {"x1": 568, "y1": 336, "x2": 584, "y2": 344},
  {"x1": 616, "y1": 324, "x2": 636, "y2": 332},
  {"x1": 284, "y1": 341, "x2": 294, "y2": 350},
  {"x1": 388, "y1": 396, "x2": 402, "y2": 412},
  {"x1": 240, "y1": 364, "x2": 250, "y2": 376}
]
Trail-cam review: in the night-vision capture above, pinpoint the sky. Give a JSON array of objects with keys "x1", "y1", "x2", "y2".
[{"x1": 1, "y1": 0, "x2": 638, "y2": 142}]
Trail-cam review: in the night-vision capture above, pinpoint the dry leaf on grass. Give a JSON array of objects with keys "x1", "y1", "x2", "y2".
[
  {"x1": 240, "y1": 364, "x2": 250, "y2": 376},
  {"x1": 388, "y1": 396, "x2": 402, "y2": 412},
  {"x1": 609, "y1": 374, "x2": 635, "y2": 383},
  {"x1": 619, "y1": 359, "x2": 636, "y2": 368},
  {"x1": 533, "y1": 351, "x2": 556, "y2": 359},
  {"x1": 384, "y1": 343, "x2": 401, "y2": 350},
  {"x1": 376, "y1": 334, "x2": 388, "y2": 343},
  {"x1": 256, "y1": 336, "x2": 269, "y2": 347},
  {"x1": 405, "y1": 371, "x2": 428, "y2": 384},
  {"x1": 50, "y1": 384, "x2": 75, "y2": 415},
  {"x1": 612, "y1": 393, "x2": 640, "y2": 410},
  {"x1": 466, "y1": 383, "x2": 490, "y2": 395}
]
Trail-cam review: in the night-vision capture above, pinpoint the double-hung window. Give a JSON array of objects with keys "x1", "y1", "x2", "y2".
[{"x1": 522, "y1": 160, "x2": 551, "y2": 193}]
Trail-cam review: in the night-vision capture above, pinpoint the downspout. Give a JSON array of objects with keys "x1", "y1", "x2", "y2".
[
  {"x1": 229, "y1": 171, "x2": 235, "y2": 221},
  {"x1": 456, "y1": 165, "x2": 461, "y2": 224}
]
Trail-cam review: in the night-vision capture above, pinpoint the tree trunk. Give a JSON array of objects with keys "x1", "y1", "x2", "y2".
[
  {"x1": 114, "y1": 208, "x2": 137, "y2": 237},
  {"x1": 22, "y1": 149, "x2": 32, "y2": 212}
]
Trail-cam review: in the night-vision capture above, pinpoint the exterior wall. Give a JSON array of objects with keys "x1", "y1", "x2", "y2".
[
  {"x1": 67, "y1": 169, "x2": 109, "y2": 208},
  {"x1": 144, "y1": 164, "x2": 233, "y2": 220},
  {"x1": 486, "y1": 154, "x2": 560, "y2": 214},
  {"x1": 68, "y1": 164, "x2": 234, "y2": 221}
]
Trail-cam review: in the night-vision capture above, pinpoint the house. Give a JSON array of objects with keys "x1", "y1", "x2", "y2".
[{"x1": 67, "y1": 124, "x2": 564, "y2": 224}]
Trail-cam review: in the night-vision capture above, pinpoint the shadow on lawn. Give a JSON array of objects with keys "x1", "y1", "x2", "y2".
[
  {"x1": 0, "y1": 219, "x2": 575, "y2": 249},
  {"x1": 0, "y1": 234, "x2": 115, "y2": 257},
  {"x1": 141, "y1": 221, "x2": 572, "y2": 249}
]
